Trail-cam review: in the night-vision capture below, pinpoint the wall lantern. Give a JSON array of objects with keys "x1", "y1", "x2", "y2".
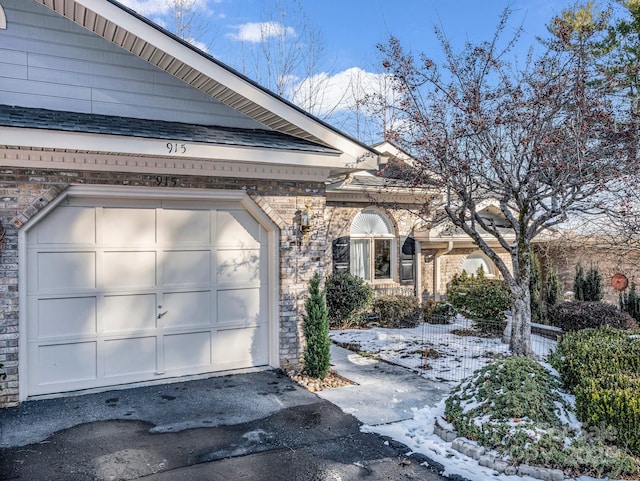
[{"x1": 300, "y1": 203, "x2": 313, "y2": 234}]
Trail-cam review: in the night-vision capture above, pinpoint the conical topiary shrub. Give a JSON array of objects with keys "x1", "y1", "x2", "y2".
[{"x1": 302, "y1": 273, "x2": 331, "y2": 379}]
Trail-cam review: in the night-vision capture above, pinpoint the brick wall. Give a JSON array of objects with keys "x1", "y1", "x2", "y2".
[
  {"x1": 0, "y1": 167, "x2": 326, "y2": 406},
  {"x1": 538, "y1": 242, "x2": 640, "y2": 304}
]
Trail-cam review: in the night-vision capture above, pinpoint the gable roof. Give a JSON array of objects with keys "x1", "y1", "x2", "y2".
[
  {"x1": 31, "y1": 0, "x2": 378, "y2": 168},
  {"x1": 0, "y1": 105, "x2": 338, "y2": 154}
]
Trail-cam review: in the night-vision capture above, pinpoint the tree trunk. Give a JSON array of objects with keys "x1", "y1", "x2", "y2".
[{"x1": 509, "y1": 284, "x2": 533, "y2": 356}]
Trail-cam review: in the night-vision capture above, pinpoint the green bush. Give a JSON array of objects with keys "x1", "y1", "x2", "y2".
[
  {"x1": 620, "y1": 282, "x2": 640, "y2": 323},
  {"x1": 543, "y1": 267, "x2": 562, "y2": 321},
  {"x1": 445, "y1": 357, "x2": 638, "y2": 478},
  {"x1": 371, "y1": 295, "x2": 422, "y2": 328},
  {"x1": 325, "y1": 272, "x2": 373, "y2": 328},
  {"x1": 551, "y1": 327, "x2": 640, "y2": 457},
  {"x1": 551, "y1": 327, "x2": 640, "y2": 391},
  {"x1": 302, "y1": 273, "x2": 331, "y2": 379},
  {"x1": 549, "y1": 302, "x2": 638, "y2": 332},
  {"x1": 423, "y1": 300, "x2": 456, "y2": 324},
  {"x1": 447, "y1": 270, "x2": 511, "y2": 333},
  {"x1": 576, "y1": 377, "x2": 640, "y2": 456},
  {"x1": 574, "y1": 263, "x2": 603, "y2": 302}
]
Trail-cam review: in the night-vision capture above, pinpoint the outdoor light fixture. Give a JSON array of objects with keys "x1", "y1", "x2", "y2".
[{"x1": 300, "y1": 203, "x2": 313, "y2": 234}]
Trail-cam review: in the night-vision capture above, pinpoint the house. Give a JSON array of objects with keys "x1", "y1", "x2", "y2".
[
  {"x1": 327, "y1": 141, "x2": 513, "y2": 301},
  {"x1": 0, "y1": 0, "x2": 380, "y2": 407}
]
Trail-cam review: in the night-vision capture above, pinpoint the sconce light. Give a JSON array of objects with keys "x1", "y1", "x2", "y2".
[{"x1": 300, "y1": 203, "x2": 313, "y2": 235}]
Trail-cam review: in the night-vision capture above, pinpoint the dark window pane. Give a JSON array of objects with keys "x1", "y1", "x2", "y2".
[{"x1": 374, "y1": 239, "x2": 391, "y2": 279}]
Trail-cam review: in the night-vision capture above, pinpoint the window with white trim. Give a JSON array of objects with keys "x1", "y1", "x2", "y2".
[
  {"x1": 461, "y1": 252, "x2": 494, "y2": 277},
  {"x1": 349, "y1": 210, "x2": 395, "y2": 282}
]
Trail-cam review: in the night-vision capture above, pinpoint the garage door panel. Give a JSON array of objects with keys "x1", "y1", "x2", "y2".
[
  {"x1": 32, "y1": 341, "x2": 97, "y2": 385},
  {"x1": 162, "y1": 250, "x2": 210, "y2": 286},
  {"x1": 102, "y1": 208, "x2": 156, "y2": 245},
  {"x1": 31, "y1": 206, "x2": 96, "y2": 245},
  {"x1": 35, "y1": 297, "x2": 97, "y2": 338},
  {"x1": 217, "y1": 210, "x2": 260, "y2": 248},
  {"x1": 216, "y1": 249, "x2": 260, "y2": 283},
  {"x1": 27, "y1": 199, "x2": 271, "y2": 397},
  {"x1": 213, "y1": 326, "x2": 268, "y2": 368},
  {"x1": 102, "y1": 294, "x2": 157, "y2": 332},
  {"x1": 160, "y1": 209, "x2": 211, "y2": 243},
  {"x1": 217, "y1": 288, "x2": 261, "y2": 325},
  {"x1": 104, "y1": 337, "x2": 157, "y2": 377},
  {"x1": 32, "y1": 252, "x2": 96, "y2": 291},
  {"x1": 164, "y1": 332, "x2": 212, "y2": 370},
  {"x1": 162, "y1": 291, "x2": 211, "y2": 328},
  {"x1": 103, "y1": 251, "x2": 156, "y2": 288}
]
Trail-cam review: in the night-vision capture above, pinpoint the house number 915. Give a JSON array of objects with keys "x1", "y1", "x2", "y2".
[
  {"x1": 166, "y1": 142, "x2": 187, "y2": 154},
  {"x1": 157, "y1": 176, "x2": 179, "y2": 186}
]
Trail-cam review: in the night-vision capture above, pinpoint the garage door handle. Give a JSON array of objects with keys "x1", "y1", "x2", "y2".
[{"x1": 158, "y1": 311, "x2": 168, "y2": 319}]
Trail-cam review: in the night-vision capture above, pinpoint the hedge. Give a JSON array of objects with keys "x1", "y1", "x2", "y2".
[
  {"x1": 372, "y1": 295, "x2": 422, "y2": 328},
  {"x1": 552, "y1": 327, "x2": 640, "y2": 456}
]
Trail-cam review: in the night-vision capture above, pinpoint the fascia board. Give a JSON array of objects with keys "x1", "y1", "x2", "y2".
[{"x1": 0, "y1": 127, "x2": 356, "y2": 170}]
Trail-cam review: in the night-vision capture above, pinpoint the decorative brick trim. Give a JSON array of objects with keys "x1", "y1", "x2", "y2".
[
  {"x1": 248, "y1": 194, "x2": 288, "y2": 230},
  {"x1": 11, "y1": 185, "x2": 68, "y2": 229}
]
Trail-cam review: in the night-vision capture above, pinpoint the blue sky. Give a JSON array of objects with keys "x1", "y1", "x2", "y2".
[{"x1": 119, "y1": 0, "x2": 580, "y2": 140}]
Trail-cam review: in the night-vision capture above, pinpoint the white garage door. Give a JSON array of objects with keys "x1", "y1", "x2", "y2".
[{"x1": 25, "y1": 196, "x2": 271, "y2": 396}]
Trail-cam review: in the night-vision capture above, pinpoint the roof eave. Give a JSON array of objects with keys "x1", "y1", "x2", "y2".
[{"x1": 33, "y1": 0, "x2": 379, "y2": 168}]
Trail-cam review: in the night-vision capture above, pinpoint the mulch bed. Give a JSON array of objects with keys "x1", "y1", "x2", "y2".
[{"x1": 287, "y1": 369, "x2": 355, "y2": 392}]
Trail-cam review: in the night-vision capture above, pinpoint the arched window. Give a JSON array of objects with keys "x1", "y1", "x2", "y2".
[
  {"x1": 350, "y1": 210, "x2": 395, "y2": 281},
  {"x1": 461, "y1": 252, "x2": 494, "y2": 277}
]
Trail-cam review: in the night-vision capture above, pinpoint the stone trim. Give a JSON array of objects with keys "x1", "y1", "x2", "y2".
[{"x1": 434, "y1": 418, "x2": 565, "y2": 481}]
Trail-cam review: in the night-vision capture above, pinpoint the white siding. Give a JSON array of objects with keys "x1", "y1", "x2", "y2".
[{"x1": 0, "y1": 0, "x2": 263, "y2": 128}]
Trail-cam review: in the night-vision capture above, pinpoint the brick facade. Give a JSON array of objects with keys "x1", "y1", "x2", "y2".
[{"x1": 0, "y1": 167, "x2": 326, "y2": 406}]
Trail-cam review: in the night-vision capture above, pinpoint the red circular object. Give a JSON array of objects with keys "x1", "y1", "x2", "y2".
[{"x1": 611, "y1": 273, "x2": 629, "y2": 291}]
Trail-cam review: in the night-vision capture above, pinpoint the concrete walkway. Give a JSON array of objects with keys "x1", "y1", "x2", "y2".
[{"x1": 317, "y1": 344, "x2": 451, "y2": 426}]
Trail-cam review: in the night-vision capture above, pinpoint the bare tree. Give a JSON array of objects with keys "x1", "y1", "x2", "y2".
[
  {"x1": 233, "y1": 0, "x2": 335, "y2": 118},
  {"x1": 378, "y1": 5, "x2": 633, "y2": 355}
]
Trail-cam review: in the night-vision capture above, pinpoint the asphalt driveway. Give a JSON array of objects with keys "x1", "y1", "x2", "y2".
[{"x1": 0, "y1": 370, "x2": 451, "y2": 481}]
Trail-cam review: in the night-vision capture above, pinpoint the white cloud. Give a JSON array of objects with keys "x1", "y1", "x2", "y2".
[
  {"x1": 227, "y1": 21, "x2": 296, "y2": 43},
  {"x1": 289, "y1": 67, "x2": 395, "y2": 116}
]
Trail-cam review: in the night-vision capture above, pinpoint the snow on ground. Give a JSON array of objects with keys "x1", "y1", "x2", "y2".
[
  {"x1": 330, "y1": 316, "x2": 555, "y2": 385},
  {"x1": 329, "y1": 317, "x2": 608, "y2": 481}
]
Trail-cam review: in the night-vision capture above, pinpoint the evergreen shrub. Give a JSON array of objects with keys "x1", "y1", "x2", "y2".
[
  {"x1": 620, "y1": 282, "x2": 640, "y2": 323},
  {"x1": 549, "y1": 302, "x2": 637, "y2": 332},
  {"x1": 302, "y1": 273, "x2": 331, "y2": 379},
  {"x1": 574, "y1": 263, "x2": 603, "y2": 302},
  {"x1": 371, "y1": 295, "x2": 422, "y2": 328},
  {"x1": 552, "y1": 327, "x2": 640, "y2": 456},
  {"x1": 447, "y1": 269, "x2": 511, "y2": 334},
  {"x1": 543, "y1": 267, "x2": 562, "y2": 320},
  {"x1": 325, "y1": 272, "x2": 373, "y2": 328},
  {"x1": 445, "y1": 357, "x2": 638, "y2": 477}
]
